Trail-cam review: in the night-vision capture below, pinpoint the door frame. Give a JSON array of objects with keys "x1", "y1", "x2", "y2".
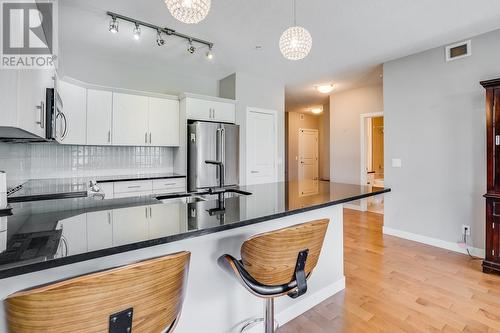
[
  {"x1": 359, "y1": 111, "x2": 384, "y2": 211},
  {"x1": 246, "y1": 107, "x2": 279, "y2": 185}
]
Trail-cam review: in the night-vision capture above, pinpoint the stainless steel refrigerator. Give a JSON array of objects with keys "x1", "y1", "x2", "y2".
[{"x1": 188, "y1": 121, "x2": 239, "y2": 192}]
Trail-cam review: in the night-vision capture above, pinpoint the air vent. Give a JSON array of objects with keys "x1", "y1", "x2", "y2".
[{"x1": 445, "y1": 40, "x2": 471, "y2": 62}]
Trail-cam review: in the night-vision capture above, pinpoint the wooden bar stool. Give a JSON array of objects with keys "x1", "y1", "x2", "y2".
[
  {"x1": 218, "y1": 219, "x2": 329, "y2": 333},
  {"x1": 5, "y1": 251, "x2": 191, "y2": 333}
]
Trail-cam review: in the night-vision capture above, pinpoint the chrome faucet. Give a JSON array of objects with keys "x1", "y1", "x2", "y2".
[{"x1": 205, "y1": 160, "x2": 225, "y2": 206}]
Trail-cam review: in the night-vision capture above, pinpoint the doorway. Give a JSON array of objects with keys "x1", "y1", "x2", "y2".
[
  {"x1": 360, "y1": 112, "x2": 384, "y2": 213},
  {"x1": 246, "y1": 107, "x2": 278, "y2": 185}
]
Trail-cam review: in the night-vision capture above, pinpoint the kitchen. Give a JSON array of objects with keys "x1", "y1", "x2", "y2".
[{"x1": 0, "y1": 1, "x2": 389, "y2": 333}]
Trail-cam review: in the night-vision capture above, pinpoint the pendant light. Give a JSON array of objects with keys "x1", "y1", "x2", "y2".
[
  {"x1": 164, "y1": 0, "x2": 211, "y2": 24},
  {"x1": 279, "y1": 0, "x2": 312, "y2": 61}
]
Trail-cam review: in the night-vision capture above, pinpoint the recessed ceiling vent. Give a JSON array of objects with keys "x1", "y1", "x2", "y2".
[{"x1": 445, "y1": 40, "x2": 471, "y2": 62}]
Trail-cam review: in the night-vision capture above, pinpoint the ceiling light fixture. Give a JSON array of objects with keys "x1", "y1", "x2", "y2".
[
  {"x1": 316, "y1": 84, "x2": 335, "y2": 94},
  {"x1": 109, "y1": 16, "x2": 119, "y2": 34},
  {"x1": 279, "y1": 0, "x2": 312, "y2": 61},
  {"x1": 311, "y1": 107, "x2": 323, "y2": 114},
  {"x1": 164, "y1": 0, "x2": 211, "y2": 24},
  {"x1": 133, "y1": 23, "x2": 141, "y2": 40},
  {"x1": 156, "y1": 30, "x2": 165, "y2": 46},
  {"x1": 206, "y1": 46, "x2": 214, "y2": 60}
]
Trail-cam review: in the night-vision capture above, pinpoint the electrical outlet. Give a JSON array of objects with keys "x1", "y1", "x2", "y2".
[{"x1": 462, "y1": 225, "x2": 471, "y2": 236}]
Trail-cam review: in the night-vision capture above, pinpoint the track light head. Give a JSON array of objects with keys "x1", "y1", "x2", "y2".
[
  {"x1": 109, "y1": 17, "x2": 119, "y2": 34},
  {"x1": 206, "y1": 47, "x2": 213, "y2": 60},
  {"x1": 156, "y1": 30, "x2": 165, "y2": 46},
  {"x1": 133, "y1": 23, "x2": 141, "y2": 40},
  {"x1": 187, "y1": 41, "x2": 196, "y2": 54}
]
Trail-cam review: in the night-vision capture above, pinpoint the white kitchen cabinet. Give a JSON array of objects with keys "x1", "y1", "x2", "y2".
[
  {"x1": 112, "y1": 206, "x2": 149, "y2": 246},
  {"x1": 87, "y1": 89, "x2": 112, "y2": 145},
  {"x1": 113, "y1": 93, "x2": 149, "y2": 146},
  {"x1": 148, "y1": 97, "x2": 179, "y2": 146},
  {"x1": 56, "y1": 213, "x2": 87, "y2": 256},
  {"x1": 152, "y1": 178, "x2": 186, "y2": 194},
  {"x1": 86, "y1": 210, "x2": 113, "y2": 251},
  {"x1": 57, "y1": 80, "x2": 87, "y2": 144},
  {"x1": 148, "y1": 204, "x2": 181, "y2": 239},
  {"x1": 184, "y1": 96, "x2": 235, "y2": 123},
  {"x1": 16, "y1": 69, "x2": 54, "y2": 138}
]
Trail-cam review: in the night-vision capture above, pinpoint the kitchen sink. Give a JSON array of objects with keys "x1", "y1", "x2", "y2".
[{"x1": 159, "y1": 195, "x2": 207, "y2": 204}]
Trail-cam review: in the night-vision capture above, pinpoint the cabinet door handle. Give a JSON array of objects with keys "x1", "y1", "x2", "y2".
[
  {"x1": 149, "y1": 206, "x2": 152, "y2": 218},
  {"x1": 107, "y1": 130, "x2": 111, "y2": 143},
  {"x1": 145, "y1": 207, "x2": 148, "y2": 218},
  {"x1": 36, "y1": 101, "x2": 45, "y2": 128},
  {"x1": 107, "y1": 211, "x2": 112, "y2": 224},
  {"x1": 212, "y1": 108, "x2": 216, "y2": 119},
  {"x1": 149, "y1": 132, "x2": 152, "y2": 144},
  {"x1": 145, "y1": 132, "x2": 148, "y2": 144}
]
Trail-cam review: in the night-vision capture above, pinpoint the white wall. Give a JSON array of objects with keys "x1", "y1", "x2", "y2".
[
  {"x1": 384, "y1": 28, "x2": 500, "y2": 250},
  {"x1": 330, "y1": 84, "x2": 383, "y2": 184},
  {"x1": 221, "y1": 72, "x2": 285, "y2": 185},
  {"x1": 61, "y1": 51, "x2": 219, "y2": 97}
]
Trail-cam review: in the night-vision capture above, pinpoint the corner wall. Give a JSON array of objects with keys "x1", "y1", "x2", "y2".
[
  {"x1": 329, "y1": 84, "x2": 384, "y2": 184},
  {"x1": 384, "y1": 28, "x2": 500, "y2": 251}
]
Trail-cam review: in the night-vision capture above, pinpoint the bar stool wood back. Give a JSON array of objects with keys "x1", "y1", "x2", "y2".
[
  {"x1": 5, "y1": 251, "x2": 191, "y2": 333},
  {"x1": 219, "y1": 219, "x2": 329, "y2": 332}
]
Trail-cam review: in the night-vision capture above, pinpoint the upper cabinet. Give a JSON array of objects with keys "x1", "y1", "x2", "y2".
[
  {"x1": 112, "y1": 93, "x2": 149, "y2": 146},
  {"x1": 87, "y1": 89, "x2": 113, "y2": 146},
  {"x1": 113, "y1": 93, "x2": 180, "y2": 147},
  {"x1": 0, "y1": 69, "x2": 54, "y2": 139},
  {"x1": 56, "y1": 80, "x2": 87, "y2": 145},
  {"x1": 149, "y1": 97, "x2": 180, "y2": 146},
  {"x1": 183, "y1": 95, "x2": 236, "y2": 123}
]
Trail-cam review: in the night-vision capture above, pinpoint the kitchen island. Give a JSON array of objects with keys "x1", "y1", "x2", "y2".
[{"x1": 0, "y1": 181, "x2": 389, "y2": 333}]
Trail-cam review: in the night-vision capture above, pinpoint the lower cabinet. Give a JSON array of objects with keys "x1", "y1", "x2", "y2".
[
  {"x1": 112, "y1": 206, "x2": 149, "y2": 246},
  {"x1": 87, "y1": 210, "x2": 113, "y2": 251},
  {"x1": 148, "y1": 204, "x2": 181, "y2": 239},
  {"x1": 485, "y1": 197, "x2": 500, "y2": 273},
  {"x1": 55, "y1": 214, "x2": 87, "y2": 257}
]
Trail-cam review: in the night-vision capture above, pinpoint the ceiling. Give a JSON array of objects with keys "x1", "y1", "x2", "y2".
[{"x1": 61, "y1": 0, "x2": 500, "y2": 109}]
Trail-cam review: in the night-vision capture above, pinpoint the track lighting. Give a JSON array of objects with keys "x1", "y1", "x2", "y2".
[
  {"x1": 156, "y1": 30, "x2": 165, "y2": 46},
  {"x1": 133, "y1": 23, "x2": 141, "y2": 40},
  {"x1": 109, "y1": 17, "x2": 119, "y2": 34},
  {"x1": 206, "y1": 47, "x2": 213, "y2": 60},
  {"x1": 187, "y1": 41, "x2": 196, "y2": 54},
  {"x1": 106, "y1": 11, "x2": 214, "y2": 57}
]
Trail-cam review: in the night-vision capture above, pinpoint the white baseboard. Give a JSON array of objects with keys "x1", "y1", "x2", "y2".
[
  {"x1": 243, "y1": 277, "x2": 346, "y2": 333},
  {"x1": 383, "y1": 226, "x2": 485, "y2": 258}
]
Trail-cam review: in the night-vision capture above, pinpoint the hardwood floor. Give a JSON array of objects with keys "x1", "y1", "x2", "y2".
[{"x1": 281, "y1": 209, "x2": 500, "y2": 333}]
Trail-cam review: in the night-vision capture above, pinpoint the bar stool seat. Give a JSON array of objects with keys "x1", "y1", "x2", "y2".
[
  {"x1": 5, "y1": 251, "x2": 191, "y2": 333},
  {"x1": 218, "y1": 219, "x2": 329, "y2": 333}
]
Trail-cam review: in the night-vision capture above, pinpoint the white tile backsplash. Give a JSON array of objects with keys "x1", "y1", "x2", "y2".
[{"x1": 0, "y1": 143, "x2": 175, "y2": 186}]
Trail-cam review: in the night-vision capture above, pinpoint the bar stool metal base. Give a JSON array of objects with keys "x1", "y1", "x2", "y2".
[{"x1": 239, "y1": 299, "x2": 280, "y2": 333}]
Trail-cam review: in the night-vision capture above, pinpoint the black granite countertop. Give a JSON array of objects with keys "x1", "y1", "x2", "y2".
[
  {"x1": 0, "y1": 181, "x2": 390, "y2": 278},
  {"x1": 7, "y1": 173, "x2": 186, "y2": 203}
]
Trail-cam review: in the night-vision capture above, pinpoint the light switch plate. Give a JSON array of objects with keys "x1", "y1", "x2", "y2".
[{"x1": 392, "y1": 158, "x2": 402, "y2": 168}]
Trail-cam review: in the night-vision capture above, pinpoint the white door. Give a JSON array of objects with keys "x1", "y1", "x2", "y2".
[
  {"x1": 87, "y1": 89, "x2": 113, "y2": 145},
  {"x1": 298, "y1": 129, "x2": 319, "y2": 196},
  {"x1": 112, "y1": 206, "x2": 149, "y2": 246},
  {"x1": 148, "y1": 97, "x2": 180, "y2": 146},
  {"x1": 17, "y1": 69, "x2": 54, "y2": 138},
  {"x1": 86, "y1": 210, "x2": 113, "y2": 251},
  {"x1": 113, "y1": 93, "x2": 149, "y2": 146},
  {"x1": 57, "y1": 80, "x2": 87, "y2": 144},
  {"x1": 246, "y1": 108, "x2": 278, "y2": 185}
]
